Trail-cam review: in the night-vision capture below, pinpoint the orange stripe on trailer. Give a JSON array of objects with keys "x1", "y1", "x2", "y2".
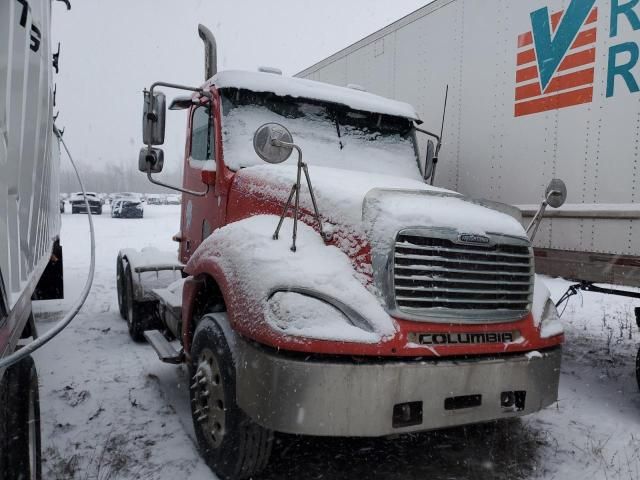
[
  {"x1": 550, "y1": 10, "x2": 563, "y2": 31},
  {"x1": 516, "y1": 65, "x2": 538, "y2": 83},
  {"x1": 518, "y1": 31, "x2": 532, "y2": 48},
  {"x1": 515, "y1": 87, "x2": 593, "y2": 117},
  {"x1": 517, "y1": 49, "x2": 536, "y2": 66},
  {"x1": 586, "y1": 7, "x2": 598, "y2": 24},
  {"x1": 544, "y1": 68, "x2": 594, "y2": 95},
  {"x1": 515, "y1": 68, "x2": 593, "y2": 101},
  {"x1": 559, "y1": 48, "x2": 596, "y2": 72},
  {"x1": 515, "y1": 82, "x2": 541, "y2": 101},
  {"x1": 571, "y1": 28, "x2": 597, "y2": 49}
]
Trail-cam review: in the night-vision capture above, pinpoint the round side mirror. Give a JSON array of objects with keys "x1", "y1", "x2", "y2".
[
  {"x1": 253, "y1": 123, "x2": 294, "y2": 164},
  {"x1": 546, "y1": 178, "x2": 567, "y2": 208}
]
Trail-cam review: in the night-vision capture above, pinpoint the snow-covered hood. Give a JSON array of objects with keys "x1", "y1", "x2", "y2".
[{"x1": 232, "y1": 164, "x2": 527, "y2": 244}]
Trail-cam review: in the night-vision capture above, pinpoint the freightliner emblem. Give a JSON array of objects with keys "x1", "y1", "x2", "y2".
[{"x1": 458, "y1": 233, "x2": 490, "y2": 245}]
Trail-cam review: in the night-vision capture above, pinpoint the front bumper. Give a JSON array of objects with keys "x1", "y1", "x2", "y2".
[
  {"x1": 236, "y1": 340, "x2": 561, "y2": 437},
  {"x1": 118, "y1": 207, "x2": 143, "y2": 218}
]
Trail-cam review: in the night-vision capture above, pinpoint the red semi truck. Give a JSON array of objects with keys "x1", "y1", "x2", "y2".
[{"x1": 118, "y1": 26, "x2": 566, "y2": 480}]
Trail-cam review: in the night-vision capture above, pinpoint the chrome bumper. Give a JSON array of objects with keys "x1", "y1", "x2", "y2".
[{"x1": 235, "y1": 340, "x2": 561, "y2": 437}]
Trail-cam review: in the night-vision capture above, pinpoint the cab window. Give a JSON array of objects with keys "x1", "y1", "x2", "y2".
[{"x1": 190, "y1": 106, "x2": 214, "y2": 161}]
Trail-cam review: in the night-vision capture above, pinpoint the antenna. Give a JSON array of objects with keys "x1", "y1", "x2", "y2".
[
  {"x1": 430, "y1": 84, "x2": 448, "y2": 185},
  {"x1": 436, "y1": 85, "x2": 448, "y2": 157}
]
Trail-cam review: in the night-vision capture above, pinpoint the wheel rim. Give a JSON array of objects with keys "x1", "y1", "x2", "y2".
[
  {"x1": 28, "y1": 381, "x2": 37, "y2": 480},
  {"x1": 192, "y1": 348, "x2": 226, "y2": 448}
]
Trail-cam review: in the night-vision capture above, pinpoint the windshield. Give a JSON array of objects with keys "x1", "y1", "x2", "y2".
[{"x1": 220, "y1": 88, "x2": 421, "y2": 180}]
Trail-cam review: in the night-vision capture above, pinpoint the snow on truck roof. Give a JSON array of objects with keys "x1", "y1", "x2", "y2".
[{"x1": 212, "y1": 70, "x2": 420, "y2": 122}]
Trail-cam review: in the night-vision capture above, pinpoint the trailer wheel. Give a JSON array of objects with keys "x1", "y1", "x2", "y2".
[
  {"x1": 125, "y1": 264, "x2": 148, "y2": 342},
  {"x1": 190, "y1": 316, "x2": 273, "y2": 480},
  {"x1": 116, "y1": 257, "x2": 127, "y2": 320},
  {"x1": 0, "y1": 355, "x2": 42, "y2": 480}
]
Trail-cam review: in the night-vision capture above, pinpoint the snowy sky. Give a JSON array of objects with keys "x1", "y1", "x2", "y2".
[{"x1": 52, "y1": 0, "x2": 431, "y2": 171}]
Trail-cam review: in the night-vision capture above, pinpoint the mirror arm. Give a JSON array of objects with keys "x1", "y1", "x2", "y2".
[
  {"x1": 415, "y1": 126, "x2": 440, "y2": 145},
  {"x1": 526, "y1": 199, "x2": 548, "y2": 241},
  {"x1": 145, "y1": 81, "x2": 210, "y2": 150},
  {"x1": 145, "y1": 167, "x2": 209, "y2": 198},
  {"x1": 526, "y1": 189, "x2": 563, "y2": 240}
]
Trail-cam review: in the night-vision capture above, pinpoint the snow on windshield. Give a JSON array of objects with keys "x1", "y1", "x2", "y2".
[{"x1": 220, "y1": 93, "x2": 422, "y2": 181}]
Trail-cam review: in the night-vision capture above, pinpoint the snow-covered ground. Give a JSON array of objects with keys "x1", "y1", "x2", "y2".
[{"x1": 33, "y1": 205, "x2": 640, "y2": 479}]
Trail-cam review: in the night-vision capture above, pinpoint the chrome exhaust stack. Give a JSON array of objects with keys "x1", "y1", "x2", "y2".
[{"x1": 198, "y1": 24, "x2": 217, "y2": 81}]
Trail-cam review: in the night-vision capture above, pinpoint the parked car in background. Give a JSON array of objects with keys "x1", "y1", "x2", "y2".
[
  {"x1": 165, "y1": 194, "x2": 181, "y2": 205},
  {"x1": 145, "y1": 194, "x2": 165, "y2": 205},
  {"x1": 111, "y1": 193, "x2": 144, "y2": 218},
  {"x1": 69, "y1": 192, "x2": 102, "y2": 215}
]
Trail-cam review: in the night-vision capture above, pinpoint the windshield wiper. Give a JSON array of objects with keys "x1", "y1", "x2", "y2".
[{"x1": 333, "y1": 110, "x2": 344, "y2": 150}]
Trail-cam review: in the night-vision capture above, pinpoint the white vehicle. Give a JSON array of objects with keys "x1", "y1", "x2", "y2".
[{"x1": 298, "y1": 0, "x2": 640, "y2": 290}]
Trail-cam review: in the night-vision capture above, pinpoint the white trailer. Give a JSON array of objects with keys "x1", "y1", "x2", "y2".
[
  {"x1": 298, "y1": 0, "x2": 640, "y2": 288},
  {"x1": 1, "y1": 0, "x2": 65, "y2": 477}
]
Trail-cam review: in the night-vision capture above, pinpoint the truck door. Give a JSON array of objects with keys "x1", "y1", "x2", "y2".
[{"x1": 179, "y1": 98, "x2": 225, "y2": 263}]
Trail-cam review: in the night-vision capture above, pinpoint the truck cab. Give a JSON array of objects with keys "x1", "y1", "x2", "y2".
[{"x1": 117, "y1": 26, "x2": 564, "y2": 480}]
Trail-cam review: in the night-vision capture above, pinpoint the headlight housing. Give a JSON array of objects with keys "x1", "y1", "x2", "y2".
[
  {"x1": 266, "y1": 288, "x2": 379, "y2": 343},
  {"x1": 539, "y1": 298, "x2": 563, "y2": 339}
]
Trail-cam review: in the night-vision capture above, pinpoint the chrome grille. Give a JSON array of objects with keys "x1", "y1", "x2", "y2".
[{"x1": 393, "y1": 231, "x2": 533, "y2": 322}]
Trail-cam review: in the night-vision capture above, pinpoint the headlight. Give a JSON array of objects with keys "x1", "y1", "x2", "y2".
[
  {"x1": 539, "y1": 298, "x2": 563, "y2": 339},
  {"x1": 266, "y1": 289, "x2": 378, "y2": 343}
]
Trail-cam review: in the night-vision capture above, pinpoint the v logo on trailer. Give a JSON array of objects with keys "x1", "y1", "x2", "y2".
[
  {"x1": 531, "y1": 0, "x2": 597, "y2": 90},
  {"x1": 514, "y1": 0, "x2": 599, "y2": 117}
]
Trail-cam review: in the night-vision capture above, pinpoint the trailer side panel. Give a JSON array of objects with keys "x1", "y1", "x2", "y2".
[{"x1": 298, "y1": 0, "x2": 640, "y2": 286}]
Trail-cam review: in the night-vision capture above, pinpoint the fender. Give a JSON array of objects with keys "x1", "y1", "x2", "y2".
[
  {"x1": 183, "y1": 241, "x2": 563, "y2": 358},
  {"x1": 181, "y1": 261, "x2": 236, "y2": 356}
]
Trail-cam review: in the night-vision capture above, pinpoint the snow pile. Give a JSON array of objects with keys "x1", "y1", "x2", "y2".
[
  {"x1": 153, "y1": 277, "x2": 186, "y2": 310},
  {"x1": 234, "y1": 164, "x2": 449, "y2": 229},
  {"x1": 267, "y1": 291, "x2": 379, "y2": 343},
  {"x1": 214, "y1": 70, "x2": 420, "y2": 120},
  {"x1": 531, "y1": 275, "x2": 551, "y2": 327},
  {"x1": 221, "y1": 104, "x2": 420, "y2": 177},
  {"x1": 363, "y1": 189, "x2": 527, "y2": 252},
  {"x1": 121, "y1": 246, "x2": 182, "y2": 270},
  {"x1": 531, "y1": 275, "x2": 564, "y2": 338},
  {"x1": 191, "y1": 215, "x2": 396, "y2": 343}
]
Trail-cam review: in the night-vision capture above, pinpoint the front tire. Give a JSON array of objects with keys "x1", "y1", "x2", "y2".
[
  {"x1": 190, "y1": 316, "x2": 273, "y2": 480},
  {"x1": 0, "y1": 355, "x2": 42, "y2": 480}
]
